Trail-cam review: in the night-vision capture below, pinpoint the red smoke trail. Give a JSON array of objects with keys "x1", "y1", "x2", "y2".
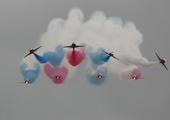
[
  {"x1": 66, "y1": 44, "x2": 86, "y2": 66},
  {"x1": 132, "y1": 68, "x2": 141, "y2": 79},
  {"x1": 44, "y1": 63, "x2": 68, "y2": 84}
]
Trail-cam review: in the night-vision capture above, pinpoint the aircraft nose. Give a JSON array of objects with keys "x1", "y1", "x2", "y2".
[{"x1": 25, "y1": 81, "x2": 29, "y2": 84}]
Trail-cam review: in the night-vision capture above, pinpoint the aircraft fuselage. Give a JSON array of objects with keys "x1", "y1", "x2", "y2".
[
  {"x1": 56, "y1": 76, "x2": 60, "y2": 79},
  {"x1": 97, "y1": 74, "x2": 102, "y2": 79},
  {"x1": 29, "y1": 49, "x2": 35, "y2": 53},
  {"x1": 132, "y1": 75, "x2": 137, "y2": 80},
  {"x1": 24, "y1": 80, "x2": 30, "y2": 84},
  {"x1": 109, "y1": 53, "x2": 113, "y2": 56},
  {"x1": 71, "y1": 43, "x2": 76, "y2": 49},
  {"x1": 160, "y1": 59, "x2": 166, "y2": 64}
]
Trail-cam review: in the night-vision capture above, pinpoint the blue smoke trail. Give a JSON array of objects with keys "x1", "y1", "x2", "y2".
[
  {"x1": 34, "y1": 45, "x2": 64, "y2": 67},
  {"x1": 86, "y1": 68, "x2": 108, "y2": 85},
  {"x1": 101, "y1": 52, "x2": 110, "y2": 62},
  {"x1": 48, "y1": 45, "x2": 65, "y2": 67},
  {"x1": 86, "y1": 47, "x2": 110, "y2": 65},
  {"x1": 34, "y1": 52, "x2": 49, "y2": 63},
  {"x1": 20, "y1": 62, "x2": 40, "y2": 83}
]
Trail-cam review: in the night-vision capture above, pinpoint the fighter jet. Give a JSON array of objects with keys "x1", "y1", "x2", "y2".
[
  {"x1": 63, "y1": 42, "x2": 84, "y2": 50},
  {"x1": 94, "y1": 73, "x2": 107, "y2": 79},
  {"x1": 101, "y1": 50, "x2": 120, "y2": 61},
  {"x1": 24, "y1": 46, "x2": 42, "y2": 58},
  {"x1": 19, "y1": 79, "x2": 30, "y2": 84},
  {"x1": 131, "y1": 75, "x2": 144, "y2": 80},
  {"x1": 155, "y1": 53, "x2": 168, "y2": 70},
  {"x1": 24, "y1": 79, "x2": 30, "y2": 84},
  {"x1": 50, "y1": 74, "x2": 61, "y2": 79}
]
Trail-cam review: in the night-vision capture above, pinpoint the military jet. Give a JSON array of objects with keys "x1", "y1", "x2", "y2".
[
  {"x1": 93, "y1": 73, "x2": 107, "y2": 79},
  {"x1": 101, "y1": 50, "x2": 120, "y2": 61},
  {"x1": 131, "y1": 75, "x2": 144, "y2": 80},
  {"x1": 155, "y1": 53, "x2": 168, "y2": 70},
  {"x1": 24, "y1": 46, "x2": 42, "y2": 58},
  {"x1": 19, "y1": 79, "x2": 30, "y2": 84},
  {"x1": 50, "y1": 74, "x2": 61, "y2": 79},
  {"x1": 63, "y1": 42, "x2": 84, "y2": 50}
]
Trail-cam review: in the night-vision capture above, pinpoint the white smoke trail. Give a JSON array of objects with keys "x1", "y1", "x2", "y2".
[{"x1": 21, "y1": 8, "x2": 157, "y2": 80}]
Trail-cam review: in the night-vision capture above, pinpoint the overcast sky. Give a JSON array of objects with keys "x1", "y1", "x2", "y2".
[{"x1": 0, "y1": 0, "x2": 170, "y2": 120}]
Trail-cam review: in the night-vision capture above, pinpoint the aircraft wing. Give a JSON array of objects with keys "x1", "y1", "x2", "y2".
[
  {"x1": 50, "y1": 76, "x2": 61, "y2": 78},
  {"x1": 24, "y1": 53, "x2": 31, "y2": 58},
  {"x1": 137, "y1": 77, "x2": 145, "y2": 79},
  {"x1": 50, "y1": 76, "x2": 57, "y2": 78},
  {"x1": 101, "y1": 50, "x2": 109, "y2": 55},
  {"x1": 112, "y1": 56, "x2": 120, "y2": 61},
  {"x1": 18, "y1": 82, "x2": 25, "y2": 83},
  {"x1": 34, "y1": 46, "x2": 42, "y2": 51},
  {"x1": 155, "y1": 53, "x2": 161, "y2": 61},
  {"x1": 129, "y1": 77, "x2": 144, "y2": 80},
  {"x1": 92, "y1": 75, "x2": 107, "y2": 78},
  {"x1": 75, "y1": 45, "x2": 84, "y2": 48},
  {"x1": 18, "y1": 82, "x2": 30, "y2": 84},
  {"x1": 50, "y1": 76, "x2": 55, "y2": 78},
  {"x1": 162, "y1": 63, "x2": 168, "y2": 70},
  {"x1": 63, "y1": 46, "x2": 72, "y2": 48},
  {"x1": 92, "y1": 77, "x2": 104, "y2": 79},
  {"x1": 101, "y1": 76, "x2": 107, "y2": 78}
]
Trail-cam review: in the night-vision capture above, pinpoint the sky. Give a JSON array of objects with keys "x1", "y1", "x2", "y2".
[{"x1": 0, "y1": 0, "x2": 170, "y2": 120}]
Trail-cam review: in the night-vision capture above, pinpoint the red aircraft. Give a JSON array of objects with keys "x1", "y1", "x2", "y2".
[
  {"x1": 155, "y1": 53, "x2": 168, "y2": 70},
  {"x1": 101, "y1": 50, "x2": 120, "y2": 61},
  {"x1": 63, "y1": 42, "x2": 84, "y2": 50},
  {"x1": 50, "y1": 74, "x2": 61, "y2": 79},
  {"x1": 24, "y1": 46, "x2": 42, "y2": 58}
]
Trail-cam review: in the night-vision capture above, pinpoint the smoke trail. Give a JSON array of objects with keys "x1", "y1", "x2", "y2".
[
  {"x1": 20, "y1": 62, "x2": 40, "y2": 83},
  {"x1": 108, "y1": 52, "x2": 157, "y2": 80},
  {"x1": 86, "y1": 47, "x2": 109, "y2": 65},
  {"x1": 86, "y1": 68, "x2": 108, "y2": 85},
  {"x1": 34, "y1": 45, "x2": 64, "y2": 66},
  {"x1": 121, "y1": 67, "x2": 141, "y2": 80},
  {"x1": 44, "y1": 63, "x2": 68, "y2": 84},
  {"x1": 121, "y1": 53, "x2": 157, "y2": 67},
  {"x1": 66, "y1": 44, "x2": 86, "y2": 66},
  {"x1": 33, "y1": 53, "x2": 49, "y2": 63},
  {"x1": 20, "y1": 8, "x2": 157, "y2": 82},
  {"x1": 133, "y1": 68, "x2": 142, "y2": 79},
  {"x1": 101, "y1": 53, "x2": 110, "y2": 62},
  {"x1": 47, "y1": 45, "x2": 65, "y2": 67}
]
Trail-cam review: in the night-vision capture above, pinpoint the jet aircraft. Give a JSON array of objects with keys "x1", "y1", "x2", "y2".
[
  {"x1": 155, "y1": 53, "x2": 168, "y2": 70},
  {"x1": 19, "y1": 79, "x2": 30, "y2": 84},
  {"x1": 63, "y1": 42, "x2": 84, "y2": 50},
  {"x1": 131, "y1": 75, "x2": 144, "y2": 80},
  {"x1": 94, "y1": 73, "x2": 107, "y2": 79},
  {"x1": 101, "y1": 50, "x2": 120, "y2": 61},
  {"x1": 24, "y1": 46, "x2": 42, "y2": 58},
  {"x1": 50, "y1": 74, "x2": 61, "y2": 79}
]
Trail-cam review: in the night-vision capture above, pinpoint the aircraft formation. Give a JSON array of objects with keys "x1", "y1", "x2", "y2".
[
  {"x1": 19, "y1": 8, "x2": 169, "y2": 85},
  {"x1": 20, "y1": 42, "x2": 168, "y2": 84}
]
